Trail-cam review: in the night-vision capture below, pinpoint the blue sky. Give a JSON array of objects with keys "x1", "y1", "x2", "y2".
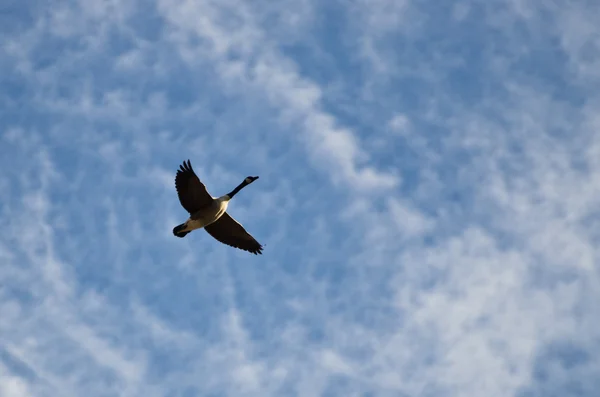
[{"x1": 1, "y1": 0, "x2": 600, "y2": 396}]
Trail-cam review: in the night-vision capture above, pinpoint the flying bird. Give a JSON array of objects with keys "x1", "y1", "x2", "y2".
[{"x1": 172, "y1": 160, "x2": 264, "y2": 255}]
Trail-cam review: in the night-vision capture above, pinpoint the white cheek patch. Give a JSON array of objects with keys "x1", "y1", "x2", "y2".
[{"x1": 245, "y1": 177, "x2": 252, "y2": 183}]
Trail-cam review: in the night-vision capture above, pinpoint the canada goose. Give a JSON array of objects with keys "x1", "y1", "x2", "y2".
[{"x1": 172, "y1": 160, "x2": 263, "y2": 255}]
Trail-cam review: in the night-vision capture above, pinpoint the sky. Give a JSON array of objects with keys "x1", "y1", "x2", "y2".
[{"x1": 1, "y1": 0, "x2": 600, "y2": 396}]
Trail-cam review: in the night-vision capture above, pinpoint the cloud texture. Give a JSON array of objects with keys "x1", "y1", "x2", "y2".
[{"x1": 1, "y1": 0, "x2": 600, "y2": 396}]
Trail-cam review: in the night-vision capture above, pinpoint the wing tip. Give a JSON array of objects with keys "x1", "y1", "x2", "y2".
[
  {"x1": 250, "y1": 243, "x2": 264, "y2": 255},
  {"x1": 176, "y1": 159, "x2": 195, "y2": 177}
]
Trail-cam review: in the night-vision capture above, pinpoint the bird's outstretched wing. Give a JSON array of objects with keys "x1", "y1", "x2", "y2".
[
  {"x1": 204, "y1": 213, "x2": 263, "y2": 255},
  {"x1": 175, "y1": 160, "x2": 213, "y2": 214}
]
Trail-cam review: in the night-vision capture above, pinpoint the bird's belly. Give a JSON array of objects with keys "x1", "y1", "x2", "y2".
[
  {"x1": 186, "y1": 202, "x2": 227, "y2": 230},
  {"x1": 185, "y1": 218, "x2": 211, "y2": 230}
]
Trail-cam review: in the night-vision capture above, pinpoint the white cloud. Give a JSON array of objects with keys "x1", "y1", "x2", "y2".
[
  {"x1": 388, "y1": 113, "x2": 410, "y2": 133},
  {"x1": 320, "y1": 349, "x2": 355, "y2": 376},
  {"x1": 556, "y1": 4, "x2": 600, "y2": 81},
  {"x1": 2, "y1": 0, "x2": 600, "y2": 396},
  {"x1": 157, "y1": 0, "x2": 400, "y2": 192},
  {"x1": 0, "y1": 366, "x2": 31, "y2": 397}
]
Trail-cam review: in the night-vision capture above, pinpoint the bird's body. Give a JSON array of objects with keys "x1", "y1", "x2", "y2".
[
  {"x1": 175, "y1": 197, "x2": 230, "y2": 234},
  {"x1": 172, "y1": 160, "x2": 263, "y2": 255}
]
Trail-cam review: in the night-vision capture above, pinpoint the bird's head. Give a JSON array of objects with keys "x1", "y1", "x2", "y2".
[{"x1": 244, "y1": 176, "x2": 259, "y2": 184}]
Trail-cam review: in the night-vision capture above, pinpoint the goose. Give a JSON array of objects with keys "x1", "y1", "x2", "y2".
[{"x1": 172, "y1": 160, "x2": 264, "y2": 255}]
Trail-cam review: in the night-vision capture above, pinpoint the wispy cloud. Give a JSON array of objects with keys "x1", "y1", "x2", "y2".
[{"x1": 1, "y1": 0, "x2": 600, "y2": 396}]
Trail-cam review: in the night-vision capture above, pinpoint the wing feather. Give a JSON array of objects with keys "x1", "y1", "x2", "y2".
[
  {"x1": 174, "y1": 160, "x2": 213, "y2": 214},
  {"x1": 204, "y1": 213, "x2": 263, "y2": 255}
]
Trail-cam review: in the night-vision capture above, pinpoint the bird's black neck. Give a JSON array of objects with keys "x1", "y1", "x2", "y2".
[{"x1": 226, "y1": 180, "x2": 249, "y2": 199}]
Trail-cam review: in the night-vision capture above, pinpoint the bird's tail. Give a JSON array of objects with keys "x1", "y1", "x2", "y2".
[{"x1": 173, "y1": 223, "x2": 190, "y2": 238}]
